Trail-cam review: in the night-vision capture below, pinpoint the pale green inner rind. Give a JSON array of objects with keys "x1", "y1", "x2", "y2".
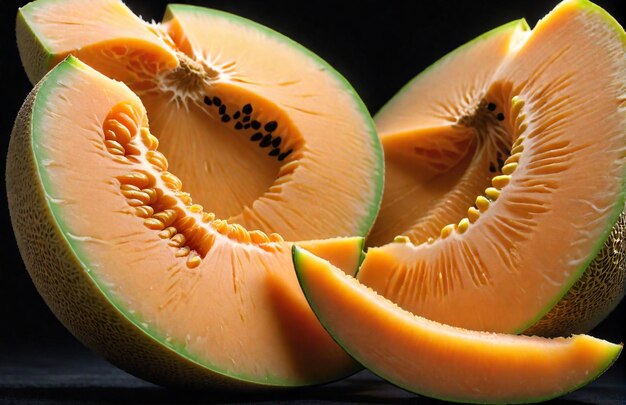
[
  {"x1": 519, "y1": 0, "x2": 626, "y2": 335},
  {"x1": 292, "y1": 246, "x2": 622, "y2": 404},
  {"x1": 165, "y1": 4, "x2": 384, "y2": 238},
  {"x1": 373, "y1": 18, "x2": 530, "y2": 122},
  {"x1": 31, "y1": 57, "x2": 317, "y2": 388}
]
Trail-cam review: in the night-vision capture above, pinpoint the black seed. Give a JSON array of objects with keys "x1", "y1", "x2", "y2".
[
  {"x1": 260, "y1": 135, "x2": 272, "y2": 147},
  {"x1": 213, "y1": 97, "x2": 222, "y2": 106},
  {"x1": 269, "y1": 148, "x2": 281, "y2": 156},
  {"x1": 251, "y1": 120, "x2": 261, "y2": 129},
  {"x1": 487, "y1": 102, "x2": 496, "y2": 111},
  {"x1": 233, "y1": 111, "x2": 241, "y2": 119},
  {"x1": 489, "y1": 163, "x2": 496, "y2": 173},
  {"x1": 204, "y1": 96, "x2": 212, "y2": 106},
  {"x1": 242, "y1": 104, "x2": 253, "y2": 114},
  {"x1": 242, "y1": 115, "x2": 251, "y2": 122},
  {"x1": 235, "y1": 122, "x2": 243, "y2": 130},
  {"x1": 497, "y1": 157, "x2": 505, "y2": 169},
  {"x1": 250, "y1": 132, "x2": 263, "y2": 141},
  {"x1": 244, "y1": 123, "x2": 251, "y2": 129},
  {"x1": 497, "y1": 113, "x2": 505, "y2": 121},
  {"x1": 219, "y1": 105, "x2": 226, "y2": 115},
  {"x1": 221, "y1": 114, "x2": 231, "y2": 122},
  {"x1": 272, "y1": 137, "x2": 282, "y2": 147},
  {"x1": 264, "y1": 121, "x2": 278, "y2": 132},
  {"x1": 278, "y1": 149, "x2": 292, "y2": 161}
]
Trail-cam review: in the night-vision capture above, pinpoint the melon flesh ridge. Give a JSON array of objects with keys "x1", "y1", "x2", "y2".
[{"x1": 359, "y1": 0, "x2": 626, "y2": 334}]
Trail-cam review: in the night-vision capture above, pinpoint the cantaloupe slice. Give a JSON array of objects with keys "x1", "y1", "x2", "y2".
[
  {"x1": 6, "y1": 57, "x2": 369, "y2": 388},
  {"x1": 360, "y1": 0, "x2": 626, "y2": 336},
  {"x1": 17, "y1": 0, "x2": 383, "y2": 241},
  {"x1": 293, "y1": 246, "x2": 622, "y2": 403}
]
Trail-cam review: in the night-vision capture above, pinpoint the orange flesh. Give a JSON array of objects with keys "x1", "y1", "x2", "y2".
[
  {"x1": 359, "y1": 1, "x2": 626, "y2": 333},
  {"x1": 20, "y1": 0, "x2": 381, "y2": 241},
  {"x1": 34, "y1": 59, "x2": 360, "y2": 384},
  {"x1": 294, "y1": 247, "x2": 622, "y2": 403}
]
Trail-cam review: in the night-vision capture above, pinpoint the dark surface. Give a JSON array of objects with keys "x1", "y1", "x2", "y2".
[
  {"x1": 0, "y1": 0, "x2": 625, "y2": 403},
  {"x1": 1, "y1": 345, "x2": 625, "y2": 404}
]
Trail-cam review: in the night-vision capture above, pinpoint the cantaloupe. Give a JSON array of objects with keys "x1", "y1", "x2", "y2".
[
  {"x1": 293, "y1": 245, "x2": 622, "y2": 403},
  {"x1": 16, "y1": 0, "x2": 383, "y2": 241},
  {"x1": 361, "y1": 0, "x2": 626, "y2": 336},
  {"x1": 7, "y1": 56, "x2": 372, "y2": 388}
]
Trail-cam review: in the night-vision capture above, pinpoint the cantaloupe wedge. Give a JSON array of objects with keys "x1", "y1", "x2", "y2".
[
  {"x1": 17, "y1": 0, "x2": 383, "y2": 241},
  {"x1": 361, "y1": 0, "x2": 626, "y2": 336},
  {"x1": 6, "y1": 57, "x2": 370, "y2": 388},
  {"x1": 293, "y1": 246, "x2": 622, "y2": 403}
]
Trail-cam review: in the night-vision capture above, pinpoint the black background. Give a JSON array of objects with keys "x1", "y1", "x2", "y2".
[{"x1": 0, "y1": 0, "x2": 624, "y2": 401}]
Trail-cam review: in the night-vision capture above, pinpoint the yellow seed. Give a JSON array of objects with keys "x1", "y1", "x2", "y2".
[
  {"x1": 121, "y1": 189, "x2": 151, "y2": 204},
  {"x1": 105, "y1": 119, "x2": 132, "y2": 145},
  {"x1": 158, "y1": 226, "x2": 176, "y2": 239},
  {"x1": 504, "y1": 152, "x2": 522, "y2": 165},
  {"x1": 517, "y1": 122, "x2": 528, "y2": 134},
  {"x1": 511, "y1": 136, "x2": 524, "y2": 149},
  {"x1": 136, "y1": 205, "x2": 154, "y2": 218},
  {"x1": 427, "y1": 237, "x2": 434, "y2": 244},
  {"x1": 515, "y1": 113, "x2": 526, "y2": 130},
  {"x1": 144, "y1": 218, "x2": 165, "y2": 230},
  {"x1": 119, "y1": 171, "x2": 152, "y2": 188},
  {"x1": 104, "y1": 140, "x2": 125, "y2": 155},
  {"x1": 249, "y1": 230, "x2": 269, "y2": 244},
  {"x1": 121, "y1": 184, "x2": 139, "y2": 191},
  {"x1": 115, "y1": 112, "x2": 138, "y2": 136},
  {"x1": 146, "y1": 151, "x2": 168, "y2": 171},
  {"x1": 510, "y1": 96, "x2": 525, "y2": 117},
  {"x1": 393, "y1": 235, "x2": 410, "y2": 243},
  {"x1": 169, "y1": 233, "x2": 186, "y2": 247},
  {"x1": 202, "y1": 212, "x2": 215, "y2": 222},
  {"x1": 142, "y1": 188, "x2": 158, "y2": 204},
  {"x1": 189, "y1": 204, "x2": 203, "y2": 213},
  {"x1": 187, "y1": 253, "x2": 201, "y2": 268},
  {"x1": 502, "y1": 163, "x2": 518, "y2": 175},
  {"x1": 457, "y1": 218, "x2": 470, "y2": 234},
  {"x1": 153, "y1": 209, "x2": 178, "y2": 227},
  {"x1": 259, "y1": 243, "x2": 276, "y2": 253},
  {"x1": 140, "y1": 127, "x2": 159, "y2": 150},
  {"x1": 176, "y1": 191, "x2": 192, "y2": 205},
  {"x1": 511, "y1": 143, "x2": 524, "y2": 155},
  {"x1": 485, "y1": 187, "x2": 501, "y2": 200},
  {"x1": 467, "y1": 207, "x2": 480, "y2": 223},
  {"x1": 161, "y1": 172, "x2": 182, "y2": 191},
  {"x1": 175, "y1": 246, "x2": 190, "y2": 257},
  {"x1": 492, "y1": 175, "x2": 511, "y2": 189},
  {"x1": 127, "y1": 198, "x2": 144, "y2": 207},
  {"x1": 440, "y1": 224, "x2": 455, "y2": 239},
  {"x1": 475, "y1": 196, "x2": 490, "y2": 212},
  {"x1": 212, "y1": 220, "x2": 229, "y2": 234}
]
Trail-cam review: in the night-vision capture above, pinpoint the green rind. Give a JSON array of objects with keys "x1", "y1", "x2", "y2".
[
  {"x1": 517, "y1": 0, "x2": 626, "y2": 335},
  {"x1": 373, "y1": 18, "x2": 530, "y2": 122},
  {"x1": 292, "y1": 246, "x2": 623, "y2": 404},
  {"x1": 164, "y1": 4, "x2": 384, "y2": 238},
  {"x1": 15, "y1": 56, "x2": 354, "y2": 389},
  {"x1": 19, "y1": 56, "x2": 287, "y2": 389},
  {"x1": 16, "y1": 1, "x2": 56, "y2": 84}
]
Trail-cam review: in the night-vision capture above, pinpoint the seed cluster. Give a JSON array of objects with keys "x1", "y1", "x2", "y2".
[
  {"x1": 203, "y1": 95, "x2": 293, "y2": 161},
  {"x1": 102, "y1": 102, "x2": 285, "y2": 268}
]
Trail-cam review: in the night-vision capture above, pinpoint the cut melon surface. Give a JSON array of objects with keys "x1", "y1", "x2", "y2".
[
  {"x1": 17, "y1": 0, "x2": 383, "y2": 241},
  {"x1": 7, "y1": 57, "x2": 367, "y2": 388},
  {"x1": 361, "y1": 0, "x2": 626, "y2": 336},
  {"x1": 293, "y1": 246, "x2": 622, "y2": 404}
]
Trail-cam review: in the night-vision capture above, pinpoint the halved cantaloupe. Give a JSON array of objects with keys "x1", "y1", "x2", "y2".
[
  {"x1": 361, "y1": 0, "x2": 626, "y2": 336},
  {"x1": 17, "y1": 0, "x2": 383, "y2": 241},
  {"x1": 6, "y1": 57, "x2": 368, "y2": 388},
  {"x1": 293, "y1": 246, "x2": 622, "y2": 403}
]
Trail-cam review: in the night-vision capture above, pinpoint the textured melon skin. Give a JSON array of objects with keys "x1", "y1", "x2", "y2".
[
  {"x1": 526, "y1": 211, "x2": 626, "y2": 337},
  {"x1": 6, "y1": 58, "x2": 363, "y2": 390},
  {"x1": 6, "y1": 60, "x2": 266, "y2": 390}
]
